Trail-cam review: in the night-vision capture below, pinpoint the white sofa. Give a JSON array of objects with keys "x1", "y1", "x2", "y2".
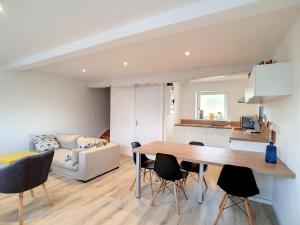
[{"x1": 31, "y1": 134, "x2": 120, "y2": 181}]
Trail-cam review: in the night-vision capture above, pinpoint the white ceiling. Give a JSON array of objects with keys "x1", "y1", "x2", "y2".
[
  {"x1": 0, "y1": 0, "x2": 300, "y2": 87},
  {"x1": 33, "y1": 8, "x2": 300, "y2": 82},
  {"x1": 0, "y1": 0, "x2": 199, "y2": 64}
]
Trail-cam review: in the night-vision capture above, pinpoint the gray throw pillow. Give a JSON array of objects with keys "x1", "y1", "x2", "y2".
[{"x1": 56, "y1": 134, "x2": 79, "y2": 150}]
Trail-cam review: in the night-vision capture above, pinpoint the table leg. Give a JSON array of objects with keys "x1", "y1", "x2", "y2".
[
  {"x1": 135, "y1": 153, "x2": 141, "y2": 198},
  {"x1": 198, "y1": 164, "x2": 204, "y2": 204}
]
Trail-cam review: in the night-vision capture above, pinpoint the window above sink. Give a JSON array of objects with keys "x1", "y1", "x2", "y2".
[{"x1": 195, "y1": 91, "x2": 228, "y2": 121}]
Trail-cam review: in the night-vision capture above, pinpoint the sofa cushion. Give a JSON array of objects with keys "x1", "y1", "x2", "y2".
[
  {"x1": 56, "y1": 134, "x2": 79, "y2": 150},
  {"x1": 52, "y1": 149, "x2": 79, "y2": 171},
  {"x1": 77, "y1": 137, "x2": 107, "y2": 149},
  {"x1": 31, "y1": 134, "x2": 60, "y2": 153},
  {"x1": 71, "y1": 148, "x2": 92, "y2": 165}
]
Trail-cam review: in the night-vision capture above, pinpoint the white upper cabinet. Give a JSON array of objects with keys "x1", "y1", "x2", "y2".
[{"x1": 245, "y1": 62, "x2": 292, "y2": 104}]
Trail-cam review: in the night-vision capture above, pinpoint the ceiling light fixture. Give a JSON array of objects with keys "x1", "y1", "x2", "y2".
[
  {"x1": 123, "y1": 62, "x2": 128, "y2": 66},
  {"x1": 185, "y1": 51, "x2": 190, "y2": 56},
  {"x1": 82, "y1": 69, "x2": 86, "y2": 73},
  {"x1": 0, "y1": 4, "x2": 4, "y2": 13}
]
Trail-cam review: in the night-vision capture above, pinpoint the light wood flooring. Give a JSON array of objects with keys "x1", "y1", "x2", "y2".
[{"x1": 0, "y1": 156, "x2": 279, "y2": 225}]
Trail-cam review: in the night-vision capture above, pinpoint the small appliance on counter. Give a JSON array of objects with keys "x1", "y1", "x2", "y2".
[
  {"x1": 240, "y1": 116, "x2": 255, "y2": 130},
  {"x1": 265, "y1": 142, "x2": 277, "y2": 164}
]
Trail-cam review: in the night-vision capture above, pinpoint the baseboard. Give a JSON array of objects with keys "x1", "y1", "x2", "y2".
[{"x1": 249, "y1": 196, "x2": 272, "y2": 205}]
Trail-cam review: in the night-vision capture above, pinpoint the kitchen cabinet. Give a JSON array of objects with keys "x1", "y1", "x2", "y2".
[
  {"x1": 206, "y1": 128, "x2": 230, "y2": 149},
  {"x1": 174, "y1": 126, "x2": 207, "y2": 145},
  {"x1": 174, "y1": 126, "x2": 230, "y2": 148},
  {"x1": 245, "y1": 62, "x2": 292, "y2": 104}
]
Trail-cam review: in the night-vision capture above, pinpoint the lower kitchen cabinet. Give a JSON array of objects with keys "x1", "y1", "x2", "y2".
[
  {"x1": 206, "y1": 128, "x2": 231, "y2": 149},
  {"x1": 174, "y1": 126, "x2": 230, "y2": 148}
]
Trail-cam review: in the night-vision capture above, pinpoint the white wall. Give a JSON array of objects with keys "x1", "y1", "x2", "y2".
[
  {"x1": 263, "y1": 16, "x2": 300, "y2": 225},
  {"x1": 180, "y1": 79, "x2": 258, "y2": 121},
  {"x1": 0, "y1": 71, "x2": 110, "y2": 154}
]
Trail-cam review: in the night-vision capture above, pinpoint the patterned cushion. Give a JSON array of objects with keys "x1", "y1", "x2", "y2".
[{"x1": 31, "y1": 135, "x2": 60, "y2": 153}]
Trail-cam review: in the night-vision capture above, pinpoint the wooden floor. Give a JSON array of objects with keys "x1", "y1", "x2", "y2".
[{"x1": 0, "y1": 156, "x2": 279, "y2": 225}]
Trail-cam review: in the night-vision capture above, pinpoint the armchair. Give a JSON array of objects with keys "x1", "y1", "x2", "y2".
[{"x1": 0, "y1": 150, "x2": 54, "y2": 225}]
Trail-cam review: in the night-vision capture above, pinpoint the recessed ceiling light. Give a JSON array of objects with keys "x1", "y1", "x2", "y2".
[
  {"x1": 0, "y1": 4, "x2": 4, "y2": 13},
  {"x1": 185, "y1": 51, "x2": 190, "y2": 56},
  {"x1": 123, "y1": 62, "x2": 128, "y2": 66},
  {"x1": 82, "y1": 69, "x2": 86, "y2": 73}
]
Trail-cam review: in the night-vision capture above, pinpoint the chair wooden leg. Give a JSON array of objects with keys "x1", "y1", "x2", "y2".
[
  {"x1": 174, "y1": 182, "x2": 180, "y2": 215},
  {"x1": 162, "y1": 180, "x2": 166, "y2": 194},
  {"x1": 143, "y1": 169, "x2": 146, "y2": 182},
  {"x1": 219, "y1": 193, "x2": 227, "y2": 209},
  {"x1": 149, "y1": 171, "x2": 153, "y2": 196},
  {"x1": 30, "y1": 189, "x2": 34, "y2": 197},
  {"x1": 214, "y1": 194, "x2": 228, "y2": 225},
  {"x1": 151, "y1": 181, "x2": 164, "y2": 206},
  {"x1": 19, "y1": 193, "x2": 24, "y2": 225},
  {"x1": 203, "y1": 176, "x2": 208, "y2": 189},
  {"x1": 246, "y1": 199, "x2": 255, "y2": 218},
  {"x1": 42, "y1": 183, "x2": 53, "y2": 206},
  {"x1": 245, "y1": 199, "x2": 254, "y2": 225},
  {"x1": 130, "y1": 178, "x2": 136, "y2": 191}
]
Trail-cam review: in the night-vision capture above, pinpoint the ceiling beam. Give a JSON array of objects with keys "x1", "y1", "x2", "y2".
[{"x1": 2, "y1": 0, "x2": 259, "y2": 71}]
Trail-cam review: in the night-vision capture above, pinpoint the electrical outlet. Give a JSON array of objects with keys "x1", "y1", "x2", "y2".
[{"x1": 277, "y1": 126, "x2": 280, "y2": 134}]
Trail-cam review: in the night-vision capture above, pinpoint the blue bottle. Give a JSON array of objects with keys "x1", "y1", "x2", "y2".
[{"x1": 265, "y1": 142, "x2": 277, "y2": 164}]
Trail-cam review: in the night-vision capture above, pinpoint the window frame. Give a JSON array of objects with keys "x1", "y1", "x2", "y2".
[{"x1": 195, "y1": 91, "x2": 228, "y2": 120}]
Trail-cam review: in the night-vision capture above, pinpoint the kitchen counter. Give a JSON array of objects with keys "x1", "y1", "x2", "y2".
[
  {"x1": 175, "y1": 123, "x2": 233, "y2": 129},
  {"x1": 175, "y1": 119, "x2": 241, "y2": 130},
  {"x1": 230, "y1": 130, "x2": 273, "y2": 143}
]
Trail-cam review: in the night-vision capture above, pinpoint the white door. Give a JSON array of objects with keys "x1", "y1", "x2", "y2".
[{"x1": 135, "y1": 85, "x2": 164, "y2": 144}]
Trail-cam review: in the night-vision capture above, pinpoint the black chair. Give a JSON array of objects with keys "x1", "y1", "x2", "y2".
[
  {"x1": 151, "y1": 153, "x2": 188, "y2": 215},
  {"x1": 180, "y1": 141, "x2": 208, "y2": 188},
  {"x1": 130, "y1": 142, "x2": 155, "y2": 195},
  {"x1": 214, "y1": 164, "x2": 259, "y2": 225},
  {"x1": 0, "y1": 150, "x2": 54, "y2": 225}
]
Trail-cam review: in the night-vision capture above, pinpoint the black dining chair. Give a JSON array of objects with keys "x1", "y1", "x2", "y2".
[
  {"x1": 0, "y1": 150, "x2": 54, "y2": 225},
  {"x1": 180, "y1": 141, "x2": 208, "y2": 188},
  {"x1": 214, "y1": 164, "x2": 259, "y2": 225},
  {"x1": 151, "y1": 153, "x2": 188, "y2": 215},
  {"x1": 130, "y1": 142, "x2": 155, "y2": 195}
]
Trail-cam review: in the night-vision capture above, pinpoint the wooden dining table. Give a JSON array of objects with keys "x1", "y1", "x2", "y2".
[{"x1": 133, "y1": 141, "x2": 295, "y2": 204}]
